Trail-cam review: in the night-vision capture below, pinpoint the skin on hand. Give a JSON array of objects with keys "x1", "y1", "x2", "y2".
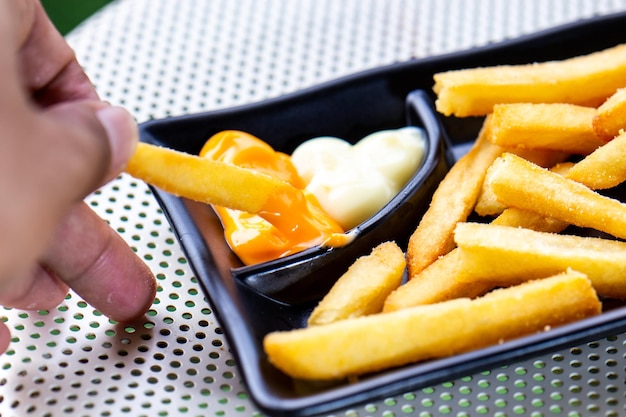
[{"x1": 0, "y1": 0, "x2": 157, "y2": 352}]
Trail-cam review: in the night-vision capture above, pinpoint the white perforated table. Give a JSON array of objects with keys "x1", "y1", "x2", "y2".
[{"x1": 2, "y1": 1, "x2": 626, "y2": 416}]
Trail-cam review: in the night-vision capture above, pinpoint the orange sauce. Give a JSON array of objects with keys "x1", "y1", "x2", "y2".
[{"x1": 200, "y1": 130, "x2": 347, "y2": 265}]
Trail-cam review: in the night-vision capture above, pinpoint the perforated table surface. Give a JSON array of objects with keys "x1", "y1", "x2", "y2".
[{"x1": 3, "y1": 1, "x2": 626, "y2": 416}]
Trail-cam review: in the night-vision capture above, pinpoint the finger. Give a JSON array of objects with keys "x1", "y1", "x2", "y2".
[
  {"x1": 0, "y1": 265, "x2": 68, "y2": 311},
  {"x1": 17, "y1": 1, "x2": 98, "y2": 104},
  {"x1": 94, "y1": 105, "x2": 140, "y2": 183},
  {"x1": 33, "y1": 60, "x2": 100, "y2": 107},
  {"x1": 0, "y1": 98, "x2": 136, "y2": 289},
  {"x1": 0, "y1": 0, "x2": 36, "y2": 46},
  {"x1": 40, "y1": 102, "x2": 139, "y2": 200},
  {"x1": 0, "y1": 321, "x2": 11, "y2": 354},
  {"x1": 0, "y1": 107, "x2": 141, "y2": 310},
  {"x1": 0, "y1": 102, "x2": 113, "y2": 272},
  {"x1": 41, "y1": 203, "x2": 157, "y2": 322}
]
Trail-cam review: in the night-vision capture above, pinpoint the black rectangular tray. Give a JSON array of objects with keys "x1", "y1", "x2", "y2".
[{"x1": 138, "y1": 11, "x2": 626, "y2": 417}]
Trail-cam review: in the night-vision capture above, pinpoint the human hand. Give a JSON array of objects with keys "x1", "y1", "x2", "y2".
[{"x1": 0, "y1": 0, "x2": 157, "y2": 352}]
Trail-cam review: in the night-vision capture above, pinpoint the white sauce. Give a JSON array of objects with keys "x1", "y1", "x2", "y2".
[{"x1": 291, "y1": 126, "x2": 426, "y2": 230}]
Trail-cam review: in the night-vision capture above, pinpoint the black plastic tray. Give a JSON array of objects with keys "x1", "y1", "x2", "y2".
[{"x1": 138, "y1": 12, "x2": 626, "y2": 417}]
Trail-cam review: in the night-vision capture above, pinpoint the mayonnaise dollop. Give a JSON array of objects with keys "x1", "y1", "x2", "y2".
[{"x1": 291, "y1": 126, "x2": 426, "y2": 230}]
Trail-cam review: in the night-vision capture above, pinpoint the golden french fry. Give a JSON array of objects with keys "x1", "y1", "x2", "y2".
[
  {"x1": 513, "y1": 148, "x2": 571, "y2": 169},
  {"x1": 308, "y1": 242, "x2": 405, "y2": 326},
  {"x1": 265, "y1": 270, "x2": 600, "y2": 380},
  {"x1": 406, "y1": 116, "x2": 502, "y2": 277},
  {"x1": 383, "y1": 248, "x2": 493, "y2": 312},
  {"x1": 484, "y1": 153, "x2": 626, "y2": 240},
  {"x1": 566, "y1": 131, "x2": 626, "y2": 190},
  {"x1": 593, "y1": 87, "x2": 626, "y2": 141},
  {"x1": 491, "y1": 207, "x2": 569, "y2": 233},
  {"x1": 550, "y1": 161, "x2": 577, "y2": 176},
  {"x1": 454, "y1": 222, "x2": 626, "y2": 299},
  {"x1": 126, "y1": 142, "x2": 296, "y2": 213},
  {"x1": 489, "y1": 103, "x2": 603, "y2": 155},
  {"x1": 384, "y1": 205, "x2": 569, "y2": 313},
  {"x1": 126, "y1": 142, "x2": 348, "y2": 248},
  {"x1": 433, "y1": 43, "x2": 626, "y2": 117},
  {"x1": 475, "y1": 159, "x2": 574, "y2": 218},
  {"x1": 474, "y1": 183, "x2": 506, "y2": 217}
]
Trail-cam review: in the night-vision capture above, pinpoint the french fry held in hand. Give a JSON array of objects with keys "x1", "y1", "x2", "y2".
[
  {"x1": 489, "y1": 103, "x2": 603, "y2": 155},
  {"x1": 433, "y1": 43, "x2": 626, "y2": 117},
  {"x1": 307, "y1": 241, "x2": 405, "y2": 326},
  {"x1": 593, "y1": 87, "x2": 626, "y2": 141},
  {"x1": 484, "y1": 152, "x2": 626, "y2": 240},
  {"x1": 453, "y1": 222, "x2": 626, "y2": 299},
  {"x1": 126, "y1": 142, "x2": 349, "y2": 249},
  {"x1": 265, "y1": 270, "x2": 600, "y2": 380},
  {"x1": 126, "y1": 142, "x2": 298, "y2": 214}
]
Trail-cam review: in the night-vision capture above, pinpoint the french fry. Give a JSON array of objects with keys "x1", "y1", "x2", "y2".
[
  {"x1": 491, "y1": 207, "x2": 569, "y2": 233},
  {"x1": 475, "y1": 160, "x2": 574, "y2": 218},
  {"x1": 384, "y1": 207, "x2": 569, "y2": 313},
  {"x1": 126, "y1": 142, "x2": 296, "y2": 214},
  {"x1": 433, "y1": 43, "x2": 626, "y2": 117},
  {"x1": 489, "y1": 103, "x2": 603, "y2": 155},
  {"x1": 126, "y1": 142, "x2": 346, "y2": 247},
  {"x1": 308, "y1": 241, "x2": 405, "y2": 326},
  {"x1": 265, "y1": 270, "x2": 600, "y2": 380},
  {"x1": 514, "y1": 149, "x2": 571, "y2": 169},
  {"x1": 474, "y1": 181, "x2": 506, "y2": 217},
  {"x1": 551, "y1": 161, "x2": 577, "y2": 176},
  {"x1": 454, "y1": 222, "x2": 626, "y2": 299},
  {"x1": 406, "y1": 116, "x2": 502, "y2": 277},
  {"x1": 383, "y1": 248, "x2": 493, "y2": 312},
  {"x1": 593, "y1": 87, "x2": 626, "y2": 141},
  {"x1": 484, "y1": 152, "x2": 626, "y2": 240},
  {"x1": 566, "y1": 131, "x2": 626, "y2": 190}
]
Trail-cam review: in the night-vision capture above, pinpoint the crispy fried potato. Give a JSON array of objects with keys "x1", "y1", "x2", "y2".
[
  {"x1": 406, "y1": 117, "x2": 571, "y2": 276},
  {"x1": 484, "y1": 153, "x2": 626, "y2": 240},
  {"x1": 126, "y1": 142, "x2": 296, "y2": 214},
  {"x1": 265, "y1": 270, "x2": 600, "y2": 380},
  {"x1": 308, "y1": 242, "x2": 405, "y2": 326},
  {"x1": 490, "y1": 103, "x2": 602, "y2": 155},
  {"x1": 491, "y1": 207, "x2": 569, "y2": 233},
  {"x1": 513, "y1": 148, "x2": 571, "y2": 169},
  {"x1": 474, "y1": 180, "x2": 506, "y2": 217},
  {"x1": 127, "y1": 142, "x2": 347, "y2": 247},
  {"x1": 475, "y1": 160, "x2": 574, "y2": 218},
  {"x1": 593, "y1": 87, "x2": 626, "y2": 141},
  {"x1": 566, "y1": 131, "x2": 626, "y2": 190},
  {"x1": 454, "y1": 222, "x2": 626, "y2": 299},
  {"x1": 406, "y1": 116, "x2": 502, "y2": 277},
  {"x1": 383, "y1": 248, "x2": 493, "y2": 312},
  {"x1": 433, "y1": 43, "x2": 626, "y2": 117},
  {"x1": 384, "y1": 205, "x2": 569, "y2": 313}
]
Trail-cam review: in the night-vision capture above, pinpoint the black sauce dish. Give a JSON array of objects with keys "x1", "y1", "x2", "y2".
[{"x1": 137, "y1": 11, "x2": 626, "y2": 417}]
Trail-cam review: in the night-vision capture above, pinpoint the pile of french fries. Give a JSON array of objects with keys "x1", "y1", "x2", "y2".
[{"x1": 264, "y1": 43, "x2": 626, "y2": 381}]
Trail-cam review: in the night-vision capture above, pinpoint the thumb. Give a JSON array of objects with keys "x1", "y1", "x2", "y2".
[
  {"x1": 93, "y1": 105, "x2": 139, "y2": 183},
  {"x1": 0, "y1": 102, "x2": 138, "y2": 281},
  {"x1": 41, "y1": 102, "x2": 138, "y2": 198},
  {"x1": 0, "y1": 321, "x2": 11, "y2": 354}
]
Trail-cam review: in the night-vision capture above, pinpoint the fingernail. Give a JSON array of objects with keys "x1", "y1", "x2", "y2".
[{"x1": 96, "y1": 106, "x2": 138, "y2": 176}]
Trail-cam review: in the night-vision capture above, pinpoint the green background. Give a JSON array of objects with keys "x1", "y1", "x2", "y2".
[{"x1": 41, "y1": 0, "x2": 113, "y2": 35}]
